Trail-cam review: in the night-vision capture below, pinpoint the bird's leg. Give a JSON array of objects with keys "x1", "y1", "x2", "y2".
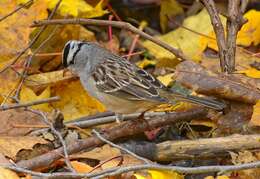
[
  {"x1": 135, "y1": 110, "x2": 152, "y2": 130},
  {"x1": 115, "y1": 113, "x2": 123, "y2": 123}
]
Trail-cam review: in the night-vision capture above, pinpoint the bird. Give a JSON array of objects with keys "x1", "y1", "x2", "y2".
[{"x1": 62, "y1": 40, "x2": 226, "y2": 119}]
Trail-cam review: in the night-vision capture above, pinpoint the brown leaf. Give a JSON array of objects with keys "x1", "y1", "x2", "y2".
[
  {"x1": 0, "y1": 136, "x2": 48, "y2": 160},
  {"x1": 175, "y1": 60, "x2": 260, "y2": 104},
  {"x1": 0, "y1": 109, "x2": 45, "y2": 136}
]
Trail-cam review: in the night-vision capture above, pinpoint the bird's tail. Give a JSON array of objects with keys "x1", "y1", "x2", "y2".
[{"x1": 168, "y1": 92, "x2": 226, "y2": 111}]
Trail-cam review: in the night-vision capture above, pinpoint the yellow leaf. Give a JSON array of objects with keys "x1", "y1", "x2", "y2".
[
  {"x1": 52, "y1": 80, "x2": 106, "y2": 121},
  {"x1": 134, "y1": 173, "x2": 147, "y2": 179},
  {"x1": 149, "y1": 170, "x2": 183, "y2": 179},
  {"x1": 200, "y1": 10, "x2": 260, "y2": 51},
  {"x1": 160, "y1": 0, "x2": 183, "y2": 33},
  {"x1": 205, "y1": 176, "x2": 230, "y2": 179},
  {"x1": 250, "y1": 100, "x2": 260, "y2": 126},
  {"x1": 157, "y1": 73, "x2": 175, "y2": 86},
  {"x1": 136, "y1": 58, "x2": 156, "y2": 69},
  {"x1": 143, "y1": 9, "x2": 225, "y2": 62},
  {"x1": 238, "y1": 68, "x2": 260, "y2": 78},
  {"x1": 0, "y1": 167, "x2": 19, "y2": 179},
  {"x1": 71, "y1": 161, "x2": 93, "y2": 173},
  {"x1": 47, "y1": 0, "x2": 108, "y2": 18},
  {"x1": 237, "y1": 10, "x2": 260, "y2": 46},
  {"x1": 20, "y1": 86, "x2": 52, "y2": 112},
  {"x1": 0, "y1": 0, "x2": 48, "y2": 63}
]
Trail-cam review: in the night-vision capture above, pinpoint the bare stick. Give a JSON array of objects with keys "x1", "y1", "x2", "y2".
[
  {"x1": 5, "y1": 159, "x2": 260, "y2": 178},
  {"x1": 226, "y1": 0, "x2": 248, "y2": 72},
  {"x1": 0, "y1": 0, "x2": 33, "y2": 22},
  {"x1": 92, "y1": 129, "x2": 151, "y2": 164},
  {"x1": 28, "y1": 109, "x2": 76, "y2": 173},
  {"x1": 13, "y1": 0, "x2": 62, "y2": 100},
  {"x1": 201, "y1": 0, "x2": 227, "y2": 72},
  {"x1": 31, "y1": 18, "x2": 190, "y2": 61},
  {"x1": 201, "y1": 0, "x2": 248, "y2": 73},
  {"x1": 0, "y1": 96, "x2": 60, "y2": 111}
]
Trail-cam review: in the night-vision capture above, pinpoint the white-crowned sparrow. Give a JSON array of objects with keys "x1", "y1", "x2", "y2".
[{"x1": 62, "y1": 40, "x2": 226, "y2": 115}]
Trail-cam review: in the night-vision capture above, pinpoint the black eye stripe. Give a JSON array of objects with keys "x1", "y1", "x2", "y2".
[
  {"x1": 70, "y1": 43, "x2": 84, "y2": 65},
  {"x1": 62, "y1": 42, "x2": 71, "y2": 67}
]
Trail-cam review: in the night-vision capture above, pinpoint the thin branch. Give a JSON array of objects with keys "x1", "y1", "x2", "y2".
[
  {"x1": 0, "y1": 96, "x2": 60, "y2": 111},
  {"x1": 0, "y1": 0, "x2": 33, "y2": 22},
  {"x1": 226, "y1": 0, "x2": 248, "y2": 72},
  {"x1": 31, "y1": 18, "x2": 190, "y2": 61},
  {"x1": 4, "y1": 159, "x2": 260, "y2": 178},
  {"x1": 13, "y1": 25, "x2": 59, "y2": 100},
  {"x1": 28, "y1": 109, "x2": 76, "y2": 173},
  {"x1": 201, "y1": 0, "x2": 227, "y2": 72},
  {"x1": 92, "y1": 129, "x2": 151, "y2": 164}
]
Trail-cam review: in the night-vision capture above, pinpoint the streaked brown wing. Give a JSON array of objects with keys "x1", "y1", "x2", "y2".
[{"x1": 92, "y1": 55, "x2": 168, "y2": 103}]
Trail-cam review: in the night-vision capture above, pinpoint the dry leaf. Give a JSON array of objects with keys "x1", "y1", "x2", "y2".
[
  {"x1": 0, "y1": 136, "x2": 47, "y2": 159},
  {"x1": 0, "y1": 167, "x2": 19, "y2": 179},
  {"x1": 71, "y1": 144, "x2": 120, "y2": 161},
  {"x1": 71, "y1": 161, "x2": 94, "y2": 173},
  {"x1": 0, "y1": 109, "x2": 44, "y2": 136},
  {"x1": 47, "y1": 0, "x2": 108, "y2": 18},
  {"x1": 143, "y1": 9, "x2": 225, "y2": 62},
  {"x1": 250, "y1": 100, "x2": 260, "y2": 126}
]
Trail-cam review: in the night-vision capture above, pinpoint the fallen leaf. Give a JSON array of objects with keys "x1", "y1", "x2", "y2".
[
  {"x1": 0, "y1": 136, "x2": 48, "y2": 160},
  {"x1": 237, "y1": 10, "x2": 260, "y2": 46},
  {"x1": 157, "y1": 73, "x2": 174, "y2": 86},
  {"x1": 71, "y1": 144, "x2": 120, "y2": 161},
  {"x1": 0, "y1": 167, "x2": 19, "y2": 179},
  {"x1": 47, "y1": 0, "x2": 108, "y2": 18},
  {"x1": 20, "y1": 86, "x2": 53, "y2": 112},
  {"x1": 0, "y1": 0, "x2": 48, "y2": 63},
  {"x1": 0, "y1": 109, "x2": 44, "y2": 136},
  {"x1": 160, "y1": 0, "x2": 183, "y2": 33},
  {"x1": 52, "y1": 80, "x2": 106, "y2": 121},
  {"x1": 71, "y1": 161, "x2": 94, "y2": 173},
  {"x1": 148, "y1": 169, "x2": 183, "y2": 179},
  {"x1": 136, "y1": 58, "x2": 157, "y2": 69},
  {"x1": 238, "y1": 68, "x2": 260, "y2": 78},
  {"x1": 143, "y1": 9, "x2": 225, "y2": 62},
  {"x1": 250, "y1": 100, "x2": 260, "y2": 126}
]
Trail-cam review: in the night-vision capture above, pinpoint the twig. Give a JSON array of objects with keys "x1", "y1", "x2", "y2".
[
  {"x1": 226, "y1": 0, "x2": 247, "y2": 72},
  {"x1": 201, "y1": 0, "x2": 248, "y2": 73},
  {"x1": 31, "y1": 18, "x2": 190, "y2": 61},
  {"x1": 13, "y1": 25, "x2": 59, "y2": 100},
  {"x1": 5, "y1": 159, "x2": 260, "y2": 178},
  {"x1": 17, "y1": 108, "x2": 207, "y2": 170},
  {"x1": 28, "y1": 109, "x2": 76, "y2": 173},
  {"x1": 201, "y1": 0, "x2": 227, "y2": 72},
  {"x1": 93, "y1": 129, "x2": 151, "y2": 164},
  {"x1": 0, "y1": 0, "x2": 33, "y2": 22},
  {"x1": 13, "y1": 0, "x2": 62, "y2": 100},
  {"x1": 0, "y1": 96, "x2": 60, "y2": 111}
]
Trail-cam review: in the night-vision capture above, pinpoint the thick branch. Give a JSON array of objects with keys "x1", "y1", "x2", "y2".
[
  {"x1": 155, "y1": 134, "x2": 260, "y2": 161},
  {"x1": 16, "y1": 108, "x2": 207, "y2": 170},
  {"x1": 31, "y1": 18, "x2": 190, "y2": 61}
]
